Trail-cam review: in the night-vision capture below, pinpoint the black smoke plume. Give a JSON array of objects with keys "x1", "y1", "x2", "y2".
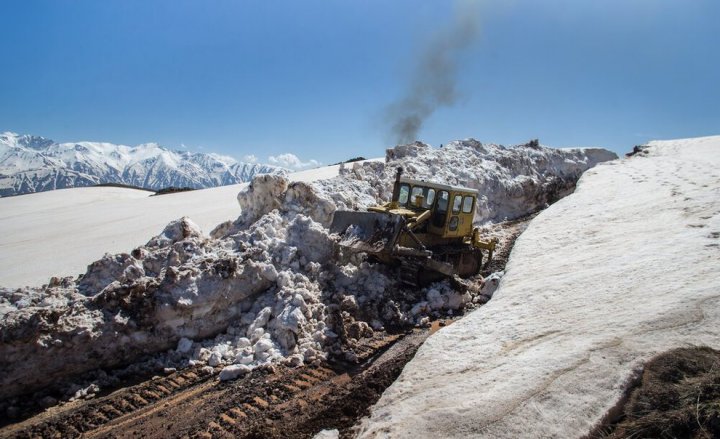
[{"x1": 385, "y1": 1, "x2": 481, "y2": 145}]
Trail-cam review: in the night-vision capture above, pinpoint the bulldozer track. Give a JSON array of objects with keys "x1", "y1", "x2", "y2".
[{"x1": 1, "y1": 368, "x2": 214, "y2": 438}]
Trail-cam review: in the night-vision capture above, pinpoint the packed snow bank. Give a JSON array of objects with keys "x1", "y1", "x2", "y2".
[
  {"x1": 0, "y1": 139, "x2": 615, "y2": 403},
  {"x1": 356, "y1": 135, "x2": 720, "y2": 438}
]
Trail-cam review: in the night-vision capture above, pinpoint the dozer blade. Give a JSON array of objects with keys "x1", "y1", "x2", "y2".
[{"x1": 330, "y1": 210, "x2": 404, "y2": 255}]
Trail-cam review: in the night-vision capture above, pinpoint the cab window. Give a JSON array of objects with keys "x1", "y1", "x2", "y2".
[
  {"x1": 462, "y1": 196, "x2": 474, "y2": 213},
  {"x1": 436, "y1": 191, "x2": 449, "y2": 212},
  {"x1": 452, "y1": 195, "x2": 463, "y2": 214},
  {"x1": 409, "y1": 186, "x2": 437, "y2": 210},
  {"x1": 410, "y1": 186, "x2": 424, "y2": 205},
  {"x1": 424, "y1": 188, "x2": 436, "y2": 209},
  {"x1": 449, "y1": 216, "x2": 459, "y2": 231},
  {"x1": 398, "y1": 184, "x2": 410, "y2": 205},
  {"x1": 433, "y1": 190, "x2": 450, "y2": 228}
]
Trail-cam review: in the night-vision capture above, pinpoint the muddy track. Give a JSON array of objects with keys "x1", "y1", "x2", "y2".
[
  {"x1": 1, "y1": 215, "x2": 532, "y2": 438},
  {"x1": 481, "y1": 212, "x2": 536, "y2": 276},
  {"x1": 0, "y1": 332, "x2": 425, "y2": 439}
]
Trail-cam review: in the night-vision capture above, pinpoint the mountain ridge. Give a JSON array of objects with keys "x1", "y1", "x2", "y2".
[{"x1": 0, "y1": 131, "x2": 285, "y2": 197}]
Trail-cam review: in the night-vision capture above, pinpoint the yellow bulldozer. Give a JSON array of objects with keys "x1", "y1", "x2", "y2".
[{"x1": 330, "y1": 168, "x2": 497, "y2": 286}]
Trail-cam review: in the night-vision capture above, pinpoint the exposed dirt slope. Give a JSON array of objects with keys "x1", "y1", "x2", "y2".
[{"x1": 599, "y1": 346, "x2": 720, "y2": 439}]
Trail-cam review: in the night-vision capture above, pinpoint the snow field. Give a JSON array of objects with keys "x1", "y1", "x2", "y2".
[
  {"x1": 0, "y1": 163, "x2": 352, "y2": 289},
  {"x1": 0, "y1": 140, "x2": 614, "y2": 405},
  {"x1": 356, "y1": 136, "x2": 720, "y2": 438}
]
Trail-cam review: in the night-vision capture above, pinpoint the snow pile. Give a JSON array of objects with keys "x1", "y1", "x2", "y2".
[
  {"x1": 0, "y1": 139, "x2": 615, "y2": 403},
  {"x1": 1, "y1": 210, "x2": 345, "y2": 401},
  {"x1": 357, "y1": 135, "x2": 720, "y2": 438},
  {"x1": 233, "y1": 175, "x2": 337, "y2": 229}
]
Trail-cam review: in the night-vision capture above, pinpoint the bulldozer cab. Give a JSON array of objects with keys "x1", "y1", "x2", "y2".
[{"x1": 393, "y1": 177, "x2": 477, "y2": 239}]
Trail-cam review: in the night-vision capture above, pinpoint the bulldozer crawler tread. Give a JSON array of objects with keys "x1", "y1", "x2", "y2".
[
  {"x1": 91, "y1": 411, "x2": 109, "y2": 423},
  {"x1": 207, "y1": 420, "x2": 233, "y2": 437},
  {"x1": 304, "y1": 368, "x2": 332, "y2": 380},
  {"x1": 117, "y1": 398, "x2": 138, "y2": 411},
  {"x1": 128, "y1": 394, "x2": 149, "y2": 406},
  {"x1": 252, "y1": 396, "x2": 270, "y2": 408},
  {"x1": 299, "y1": 373, "x2": 322, "y2": 384},
  {"x1": 4, "y1": 345, "x2": 418, "y2": 439},
  {"x1": 291, "y1": 379, "x2": 313, "y2": 389}
]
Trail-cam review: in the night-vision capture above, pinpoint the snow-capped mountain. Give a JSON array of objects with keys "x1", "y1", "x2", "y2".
[{"x1": 0, "y1": 132, "x2": 285, "y2": 197}]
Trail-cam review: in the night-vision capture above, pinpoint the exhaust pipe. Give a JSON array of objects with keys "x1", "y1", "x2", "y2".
[{"x1": 391, "y1": 167, "x2": 404, "y2": 202}]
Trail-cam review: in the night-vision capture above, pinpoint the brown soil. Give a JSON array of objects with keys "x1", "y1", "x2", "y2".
[
  {"x1": 0, "y1": 332, "x2": 427, "y2": 439},
  {"x1": 0, "y1": 217, "x2": 530, "y2": 439},
  {"x1": 598, "y1": 346, "x2": 720, "y2": 439}
]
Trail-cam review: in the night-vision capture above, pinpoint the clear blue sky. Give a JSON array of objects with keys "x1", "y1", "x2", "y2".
[{"x1": 2, "y1": 0, "x2": 718, "y2": 166}]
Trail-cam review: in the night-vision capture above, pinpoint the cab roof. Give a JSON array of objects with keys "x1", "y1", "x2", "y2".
[{"x1": 399, "y1": 177, "x2": 479, "y2": 195}]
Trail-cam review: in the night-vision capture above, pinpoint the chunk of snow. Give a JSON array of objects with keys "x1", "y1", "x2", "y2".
[
  {"x1": 218, "y1": 364, "x2": 252, "y2": 381},
  {"x1": 235, "y1": 337, "x2": 251, "y2": 349},
  {"x1": 175, "y1": 337, "x2": 193, "y2": 353},
  {"x1": 479, "y1": 271, "x2": 504, "y2": 299},
  {"x1": 207, "y1": 352, "x2": 222, "y2": 367},
  {"x1": 313, "y1": 429, "x2": 339, "y2": 439},
  {"x1": 253, "y1": 338, "x2": 274, "y2": 353},
  {"x1": 147, "y1": 217, "x2": 204, "y2": 248}
]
